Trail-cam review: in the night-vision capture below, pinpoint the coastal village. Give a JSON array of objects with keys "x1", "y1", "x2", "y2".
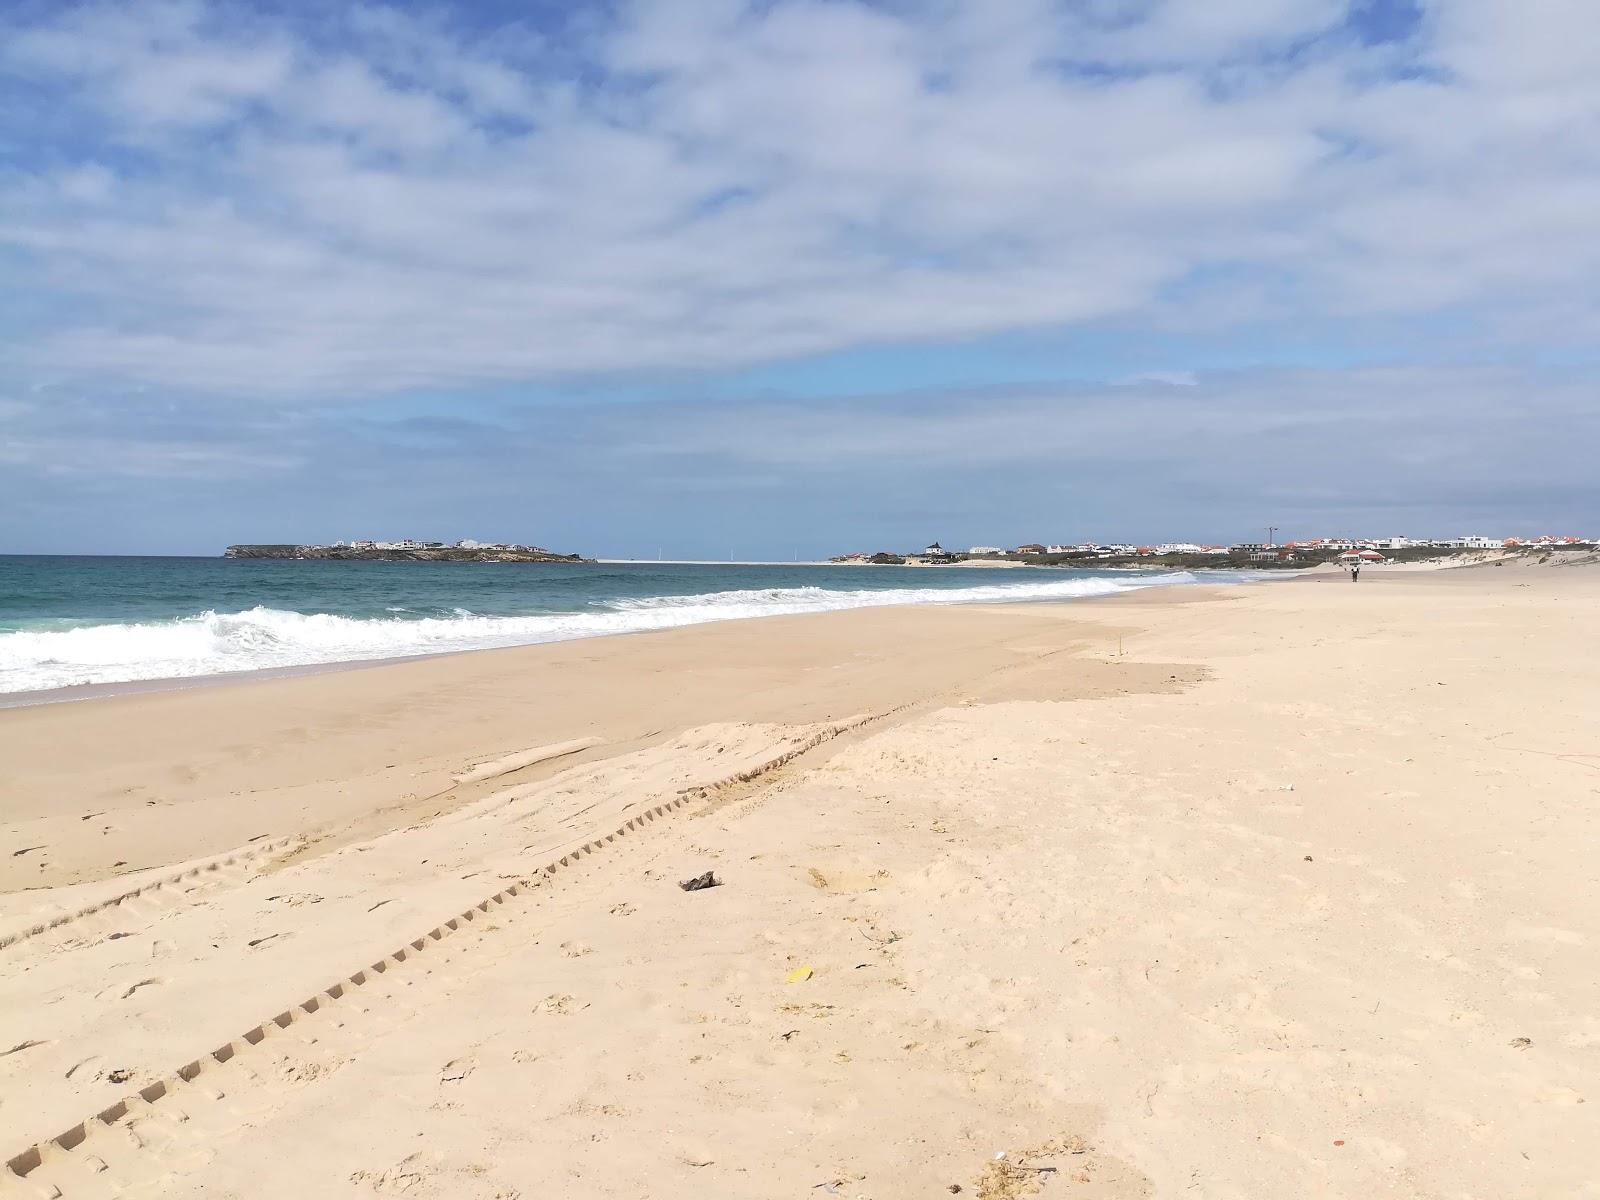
[
  {"x1": 337, "y1": 539, "x2": 546, "y2": 553},
  {"x1": 833, "y1": 533, "x2": 1599, "y2": 566}
]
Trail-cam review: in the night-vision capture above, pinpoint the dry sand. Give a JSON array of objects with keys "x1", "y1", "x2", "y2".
[{"x1": 2, "y1": 566, "x2": 1597, "y2": 1198}]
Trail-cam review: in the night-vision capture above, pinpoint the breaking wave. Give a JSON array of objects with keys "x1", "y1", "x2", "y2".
[{"x1": 0, "y1": 572, "x2": 1219, "y2": 694}]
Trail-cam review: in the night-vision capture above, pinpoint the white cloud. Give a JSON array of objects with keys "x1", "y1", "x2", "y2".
[
  {"x1": 4, "y1": 0, "x2": 293, "y2": 127},
  {"x1": 4, "y1": 363, "x2": 1594, "y2": 547},
  {"x1": 1122, "y1": 371, "x2": 1199, "y2": 386},
  {"x1": 602, "y1": 365, "x2": 1565, "y2": 467},
  {"x1": 572, "y1": 363, "x2": 1600, "y2": 536},
  {"x1": 0, "y1": 435, "x2": 300, "y2": 478},
  {"x1": 1, "y1": 0, "x2": 1598, "y2": 397}
]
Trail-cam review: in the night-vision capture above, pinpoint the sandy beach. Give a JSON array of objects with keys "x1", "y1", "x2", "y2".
[{"x1": 2, "y1": 563, "x2": 1597, "y2": 1199}]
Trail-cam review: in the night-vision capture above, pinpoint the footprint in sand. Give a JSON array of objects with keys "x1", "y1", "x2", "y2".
[
  {"x1": 278, "y1": 1058, "x2": 337, "y2": 1085},
  {"x1": 65, "y1": 1055, "x2": 104, "y2": 1081},
  {"x1": 351, "y1": 1152, "x2": 434, "y2": 1195},
  {"x1": 352, "y1": 1151, "x2": 519, "y2": 1198},
  {"x1": 440, "y1": 1056, "x2": 476, "y2": 1084},
  {"x1": 94, "y1": 977, "x2": 165, "y2": 1002},
  {"x1": 559, "y1": 941, "x2": 592, "y2": 958},
  {"x1": 534, "y1": 994, "x2": 586, "y2": 1016},
  {"x1": 805, "y1": 864, "x2": 891, "y2": 893}
]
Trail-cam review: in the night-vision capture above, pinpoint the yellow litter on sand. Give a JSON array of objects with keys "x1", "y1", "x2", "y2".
[{"x1": 785, "y1": 965, "x2": 814, "y2": 983}]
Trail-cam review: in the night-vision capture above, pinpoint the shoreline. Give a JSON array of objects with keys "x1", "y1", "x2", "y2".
[
  {"x1": 2, "y1": 564, "x2": 1597, "y2": 1195},
  {"x1": 0, "y1": 568, "x2": 1245, "y2": 710},
  {"x1": 0, "y1": 652, "x2": 470, "y2": 711},
  {"x1": 0, "y1": 558, "x2": 1529, "y2": 710},
  {"x1": 0, "y1": 590, "x2": 1222, "y2": 891}
]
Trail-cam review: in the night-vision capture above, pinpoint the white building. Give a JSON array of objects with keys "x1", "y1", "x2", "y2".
[
  {"x1": 1157, "y1": 543, "x2": 1203, "y2": 554},
  {"x1": 967, "y1": 546, "x2": 1004, "y2": 555},
  {"x1": 1367, "y1": 537, "x2": 1417, "y2": 551},
  {"x1": 1450, "y1": 536, "x2": 1504, "y2": 549}
]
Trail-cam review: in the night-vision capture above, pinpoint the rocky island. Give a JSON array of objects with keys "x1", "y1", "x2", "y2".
[{"x1": 225, "y1": 541, "x2": 588, "y2": 562}]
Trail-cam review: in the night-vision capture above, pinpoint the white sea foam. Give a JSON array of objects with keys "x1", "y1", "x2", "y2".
[{"x1": 0, "y1": 572, "x2": 1229, "y2": 694}]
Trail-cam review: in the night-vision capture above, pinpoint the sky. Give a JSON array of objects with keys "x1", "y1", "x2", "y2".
[{"x1": 1, "y1": 0, "x2": 1597, "y2": 557}]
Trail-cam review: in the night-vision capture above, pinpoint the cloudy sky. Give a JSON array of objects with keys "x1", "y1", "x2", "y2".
[{"x1": 2, "y1": 0, "x2": 1596, "y2": 556}]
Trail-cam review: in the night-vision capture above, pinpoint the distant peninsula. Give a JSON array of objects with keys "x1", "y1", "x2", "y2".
[{"x1": 225, "y1": 540, "x2": 588, "y2": 563}]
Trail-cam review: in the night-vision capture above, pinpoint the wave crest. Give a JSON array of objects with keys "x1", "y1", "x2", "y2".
[{"x1": 0, "y1": 572, "x2": 1219, "y2": 694}]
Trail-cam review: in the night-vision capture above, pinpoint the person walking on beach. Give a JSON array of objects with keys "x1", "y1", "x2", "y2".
[{"x1": 1349, "y1": 562, "x2": 1360, "y2": 582}]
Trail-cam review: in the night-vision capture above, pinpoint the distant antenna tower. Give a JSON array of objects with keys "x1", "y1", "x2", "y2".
[{"x1": 1267, "y1": 525, "x2": 1278, "y2": 546}]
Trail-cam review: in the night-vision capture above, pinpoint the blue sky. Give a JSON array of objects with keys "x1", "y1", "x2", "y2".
[{"x1": 2, "y1": 0, "x2": 1598, "y2": 557}]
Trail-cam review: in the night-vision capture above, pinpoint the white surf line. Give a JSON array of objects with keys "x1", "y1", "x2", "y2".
[
  {"x1": 450, "y1": 737, "x2": 606, "y2": 786},
  {"x1": 0, "y1": 710, "x2": 903, "y2": 1194},
  {"x1": 0, "y1": 836, "x2": 301, "y2": 954}
]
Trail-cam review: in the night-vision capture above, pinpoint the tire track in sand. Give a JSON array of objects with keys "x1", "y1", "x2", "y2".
[
  {"x1": 1, "y1": 710, "x2": 898, "y2": 1198},
  {"x1": 0, "y1": 837, "x2": 302, "y2": 955},
  {"x1": 0, "y1": 738, "x2": 611, "y2": 958}
]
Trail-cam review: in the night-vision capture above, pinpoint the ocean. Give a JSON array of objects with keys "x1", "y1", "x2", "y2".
[{"x1": 0, "y1": 555, "x2": 1257, "y2": 698}]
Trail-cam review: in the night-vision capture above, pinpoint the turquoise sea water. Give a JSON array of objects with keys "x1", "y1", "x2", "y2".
[{"x1": 0, "y1": 555, "x2": 1254, "y2": 696}]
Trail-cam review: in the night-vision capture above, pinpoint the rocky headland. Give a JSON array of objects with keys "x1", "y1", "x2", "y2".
[{"x1": 224, "y1": 545, "x2": 588, "y2": 563}]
